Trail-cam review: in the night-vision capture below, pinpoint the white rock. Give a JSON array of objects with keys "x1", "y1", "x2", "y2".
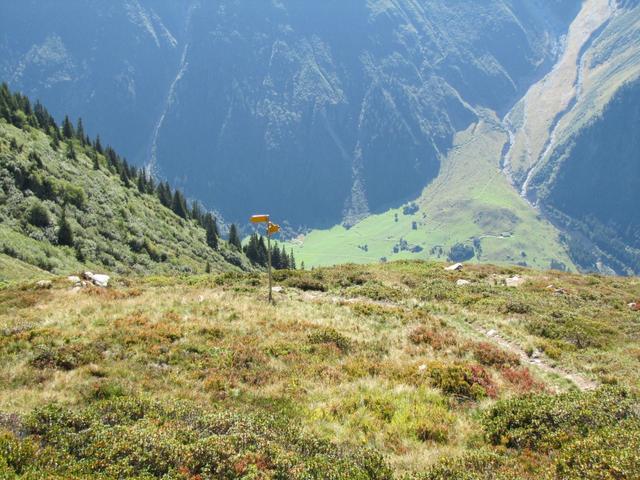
[
  {"x1": 505, "y1": 275, "x2": 525, "y2": 287},
  {"x1": 90, "y1": 274, "x2": 110, "y2": 288},
  {"x1": 445, "y1": 263, "x2": 463, "y2": 271},
  {"x1": 456, "y1": 279, "x2": 471, "y2": 286},
  {"x1": 82, "y1": 271, "x2": 94, "y2": 280},
  {"x1": 68, "y1": 275, "x2": 81, "y2": 283},
  {"x1": 486, "y1": 329, "x2": 496, "y2": 337},
  {"x1": 272, "y1": 286, "x2": 284, "y2": 293},
  {"x1": 35, "y1": 280, "x2": 52, "y2": 289},
  {"x1": 418, "y1": 364, "x2": 427, "y2": 372}
]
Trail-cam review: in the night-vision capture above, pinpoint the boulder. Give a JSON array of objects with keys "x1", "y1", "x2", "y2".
[
  {"x1": 68, "y1": 275, "x2": 81, "y2": 283},
  {"x1": 82, "y1": 271, "x2": 110, "y2": 287},
  {"x1": 445, "y1": 263, "x2": 463, "y2": 271},
  {"x1": 272, "y1": 286, "x2": 284, "y2": 293},
  {"x1": 456, "y1": 279, "x2": 471, "y2": 286},
  {"x1": 91, "y1": 274, "x2": 110, "y2": 288},
  {"x1": 35, "y1": 280, "x2": 52, "y2": 289},
  {"x1": 629, "y1": 302, "x2": 639, "y2": 311},
  {"x1": 505, "y1": 275, "x2": 525, "y2": 287}
]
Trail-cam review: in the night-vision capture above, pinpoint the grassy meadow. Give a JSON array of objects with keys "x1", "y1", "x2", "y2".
[
  {"x1": 1, "y1": 260, "x2": 639, "y2": 478},
  {"x1": 288, "y1": 117, "x2": 573, "y2": 272}
]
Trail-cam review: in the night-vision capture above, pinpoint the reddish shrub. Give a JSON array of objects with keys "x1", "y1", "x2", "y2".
[
  {"x1": 469, "y1": 364, "x2": 498, "y2": 398},
  {"x1": 472, "y1": 342, "x2": 520, "y2": 368},
  {"x1": 501, "y1": 367, "x2": 545, "y2": 393},
  {"x1": 409, "y1": 326, "x2": 456, "y2": 350}
]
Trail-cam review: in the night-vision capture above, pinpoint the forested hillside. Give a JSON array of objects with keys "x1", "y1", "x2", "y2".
[{"x1": 0, "y1": 83, "x2": 251, "y2": 279}]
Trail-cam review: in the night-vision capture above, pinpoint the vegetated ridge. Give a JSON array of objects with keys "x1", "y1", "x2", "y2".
[{"x1": 0, "y1": 83, "x2": 251, "y2": 281}]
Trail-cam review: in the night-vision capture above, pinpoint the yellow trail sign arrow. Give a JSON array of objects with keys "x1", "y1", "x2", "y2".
[
  {"x1": 268, "y1": 223, "x2": 280, "y2": 235},
  {"x1": 251, "y1": 214, "x2": 270, "y2": 223}
]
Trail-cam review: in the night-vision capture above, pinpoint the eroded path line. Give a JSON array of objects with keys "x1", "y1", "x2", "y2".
[{"x1": 296, "y1": 290, "x2": 598, "y2": 391}]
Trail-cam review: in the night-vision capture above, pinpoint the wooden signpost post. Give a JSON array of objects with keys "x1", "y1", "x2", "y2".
[{"x1": 251, "y1": 214, "x2": 280, "y2": 303}]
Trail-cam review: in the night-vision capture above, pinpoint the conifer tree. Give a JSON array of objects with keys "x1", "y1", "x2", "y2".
[
  {"x1": 94, "y1": 135, "x2": 103, "y2": 154},
  {"x1": 281, "y1": 245, "x2": 289, "y2": 270},
  {"x1": 228, "y1": 224, "x2": 242, "y2": 250},
  {"x1": 290, "y1": 249, "x2": 296, "y2": 270},
  {"x1": 190, "y1": 202, "x2": 204, "y2": 225},
  {"x1": 271, "y1": 243, "x2": 281, "y2": 269},
  {"x1": 137, "y1": 172, "x2": 146, "y2": 193},
  {"x1": 258, "y1": 236, "x2": 268, "y2": 266},
  {"x1": 57, "y1": 211, "x2": 74, "y2": 247},
  {"x1": 76, "y1": 118, "x2": 85, "y2": 145},
  {"x1": 171, "y1": 190, "x2": 189, "y2": 219},
  {"x1": 205, "y1": 261, "x2": 211, "y2": 274},
  {"x1": 157, "y1": 182, "x2": 172, "y2": 208},
  {"x1": 204, "y1": 213, "x2": 219, "y2": 250},
  {"x1": 62, "y1": 115, "x2": 74, "y2": 139}
]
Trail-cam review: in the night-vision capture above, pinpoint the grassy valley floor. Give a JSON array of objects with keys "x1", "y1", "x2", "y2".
[
  {"x1": 287, "y1": 116, "x2": 574, "y2": 272},
  {"x1": 1, "y1": 261, "x2": 639, "y2": 478}
]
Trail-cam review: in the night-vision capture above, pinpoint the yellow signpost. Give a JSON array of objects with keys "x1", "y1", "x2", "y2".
[{"x1": 250, "y1": 214, "x2": 279, "y2": 303}]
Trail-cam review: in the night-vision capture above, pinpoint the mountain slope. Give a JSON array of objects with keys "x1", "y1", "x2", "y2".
[
  {"x1": 288, "y1": 113, "x2": 574, "y2": 270},
  {"x1": 503, "y1": 0, "x2": 640, "y2": 274},
  {"x1": 0, "y1": 0, "x2": 581, "y2": 228},
  {"x1": 289, "y1": 0, "x2": 640, "y2": 273},
  {"x1": 0, "y1": 86, "x2": 250, "y2": 279}
]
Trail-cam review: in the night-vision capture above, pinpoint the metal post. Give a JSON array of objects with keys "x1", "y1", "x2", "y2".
[{"x1": 266, "y1": 223, "x2": 273, "y2": 303}]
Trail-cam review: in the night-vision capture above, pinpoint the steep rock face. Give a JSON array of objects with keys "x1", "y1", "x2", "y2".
[
  {"x1": 539, "y1": 79, "x2": 640, "y2": 275},
  {"x1": 0, "y1": 1, "x2": 189, "y2": 162},
  {"x1": 506, "y1": 0, "x2": 640, "y2": 274},
  {"x1": 157, "y1": 0, "x2": 578, "y2": 227},
  {"x1": 0, "y1": 0, "x2": 579, "y2": 227}
]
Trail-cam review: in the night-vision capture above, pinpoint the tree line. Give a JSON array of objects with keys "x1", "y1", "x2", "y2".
[
  {"x1": 242, "y1": 233, "x2": 296, "y2": 269},
  {"x1": 1, "y1": 82, "x2": 297, "y2": 270},
  {"x1": 1, "y1": 82, "x2": 222, "y2": 251}
]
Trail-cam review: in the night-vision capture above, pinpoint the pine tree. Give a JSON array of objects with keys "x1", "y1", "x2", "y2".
[
  {"x1": 137, "y1": 172, "x2": 146, "y2": 193},
  {"x1": 280, "y1": 245, "x2": 289, "y2": 270},
  {"x1": 300, "y1": 261, "x2": 305, "y2": 271},
  {"x1": 62, "y1": 115, "x2": 74, "y2": 139},
  {"x1": 228, "y1": 224, "x2": 242, "y2": 250},
  {"x1": 158, "y1": 182, "x2": 172, "y2": 208},
  {"x1": 76, "y1": 118, "x2": 86, "y2": 145},
  {"x1": 171, "y1": 190, "x2": 188, "y2": 219},
  {"x1": 271, "y1": 243, "x2": 281, "y2": 269},
  {"x1": 93, "y1": 152, "x2": 100, "y2": 170},
  {"x1": 290, "y1": 249, "x2": 296, "y2": 270},
  {"x1": 205, "y1": 261, "x2": 211, "y2": 274},
  {"x1": 204, "y1": 213, "x2": 219, "y2": 250},
  {"x1": 257, "y1": 236, "x2": 268, "y2": 266},
  {"x1": 57, "y1": 211, "x2": 74, "y2": 246},
  {"x1": 94, "y1": 135, "x2": 103, "y2": 154},
  {"x1": 190, "y1": 202, "x2": 204, "y2": 224}
]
